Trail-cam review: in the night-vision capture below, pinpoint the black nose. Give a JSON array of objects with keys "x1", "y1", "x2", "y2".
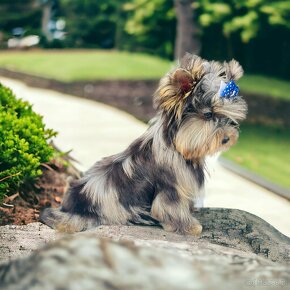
[{"x1": 222, "y1": 137, "x2": 230, "y2": 144}]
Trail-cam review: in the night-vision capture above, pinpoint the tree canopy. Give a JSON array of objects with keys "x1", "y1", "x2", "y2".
[
  {"x1": 58, "y1": 0, "x2": 120, "y2": 48},
  {"x1": 1, "y1": 0, "x2": 290, "y2": 78},
  {"x1": 0, "y1": 0, "x2": 42, "y2": 37},
  {"x1": 196, "y1": 0, "x2": 290, "y2": 43}
]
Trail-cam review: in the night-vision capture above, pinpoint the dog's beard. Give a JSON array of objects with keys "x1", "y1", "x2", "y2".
[{"x1": 175, "y1": 117, "x2": 239, "y2": 161}]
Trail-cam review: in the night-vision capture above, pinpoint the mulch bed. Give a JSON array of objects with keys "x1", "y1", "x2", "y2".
[{"x1": 0, "y1": 159, "x2": 80, "y2": 226}]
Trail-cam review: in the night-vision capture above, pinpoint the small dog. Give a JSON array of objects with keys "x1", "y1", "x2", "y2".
[{"x1": 41, "y1": 53, "x2": 247, "y2": 235}]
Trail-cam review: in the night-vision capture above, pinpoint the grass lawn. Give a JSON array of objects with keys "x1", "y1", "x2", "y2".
[
  {"x1": 223, "y1": 124, "x2": 290, "y2": 189},
  {"x1": 0, "y1": 50, "x2": 290, "y2": 100},
  {"x1": 239, "y1": 74, "x2": 290, "y2": 101},
  {"x1": 0, "y1": 50, "x2": 172, "y2": 81}
]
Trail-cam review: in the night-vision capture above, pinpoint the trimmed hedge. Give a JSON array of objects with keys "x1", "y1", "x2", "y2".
[{"x1": 0, "y1": 83, "x2": 56, "y2": 201}]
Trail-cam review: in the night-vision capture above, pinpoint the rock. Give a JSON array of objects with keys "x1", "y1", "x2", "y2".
[
  {"x1": 1, "y1": 208, "x2": 289, "y2": 264},
  {"x1": 0, "y1": 233, "x2": 289, "y2": 290},
  {"x1": 0, "y1": 208, "x2": 290, "y2": 289},
  {"x1": 195, "y1": 208, "x2": 290, "y2": 264},
  {"x1": 0, "y1": 222, "x2": 58, "y2": 262}
]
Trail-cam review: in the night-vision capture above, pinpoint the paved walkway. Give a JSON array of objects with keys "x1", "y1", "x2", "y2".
[{"x1": 1, "y1": 77, "x2": 290, "y2": 237}]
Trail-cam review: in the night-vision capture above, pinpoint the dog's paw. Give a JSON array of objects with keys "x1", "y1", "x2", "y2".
[
  {"x1": 162, "y1": 222, "x2": 203, "y2": 237},
  {"x1": 187, "y1": 223, "x2": 203, "y2": 237},
  {"x1": 162, "y1": 223, "x2": 176, "y2": 233}
]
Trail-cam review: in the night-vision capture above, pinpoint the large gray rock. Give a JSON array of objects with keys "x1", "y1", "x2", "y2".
[
  {"x1": 196, "y1": 208, "x2": 290, "y2": 264},
  {"x1": 0, "y1": 233, "x2": 289, "y2": 290},
  {"x1": 1, "y1": 208, "x2": 289, "y2": 264},
  {"x1": 0, "y1": 208, "x2": 290, "y2": 290},
  {"x1": 0, "y1": 222, "x2": 57, "y2": 262}
]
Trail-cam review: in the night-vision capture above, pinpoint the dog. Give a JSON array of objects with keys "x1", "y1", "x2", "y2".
[{"x1": 40, "y1": 53, "x2": 247, "y2": 235}]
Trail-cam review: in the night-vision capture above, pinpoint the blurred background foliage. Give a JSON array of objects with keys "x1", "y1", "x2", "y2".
[
  {"x1": 0, "y1": 0, "x2": 290, "y2": 79},
  {"x1": 196, "y1": 0, "x2": 290, "y2": 79},
  {"x1": 0, "y1": 0, "x2": 42, "y2": 35}
]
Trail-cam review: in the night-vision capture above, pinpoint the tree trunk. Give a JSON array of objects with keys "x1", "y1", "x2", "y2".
[
  {"x1": 41, "y1": 0, "x2": 53, "y2": 42},
  {"x1": 174, "y1": 0, "x2": 201, "y2": 60},
  {"x1": 114, "y1": 2, "x2": 123, "y2": 50}
]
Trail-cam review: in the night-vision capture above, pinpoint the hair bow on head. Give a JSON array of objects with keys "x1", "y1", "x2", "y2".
[{"x1": 219, "y1": 80, "x2": 239, "y2": 99}]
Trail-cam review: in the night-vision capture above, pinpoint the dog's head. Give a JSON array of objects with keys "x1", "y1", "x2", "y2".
[{"x1": 154, "y1": 53, "x2": 247, "y2": 161}]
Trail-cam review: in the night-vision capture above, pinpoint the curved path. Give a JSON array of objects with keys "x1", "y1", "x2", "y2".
[{"x1": 1, "y1": 77, "x2": 290, "y2": 237}]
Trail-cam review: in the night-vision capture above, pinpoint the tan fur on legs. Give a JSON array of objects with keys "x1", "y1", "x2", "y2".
[{"x1": 151, "y1": 192, "x2": 203, "y2": 236}]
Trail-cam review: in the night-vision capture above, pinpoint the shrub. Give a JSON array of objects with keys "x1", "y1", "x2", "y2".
[{"x1": 0, "y1": 83, "x2": 57, "y2": 201}]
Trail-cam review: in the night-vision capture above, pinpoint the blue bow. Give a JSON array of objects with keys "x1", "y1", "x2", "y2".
[{"x1": 220, "y1": 80, "x2": 239, "y2": 98}]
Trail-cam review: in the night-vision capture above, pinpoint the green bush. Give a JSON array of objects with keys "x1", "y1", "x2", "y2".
[{"x1": 0, "y1": 83, "x2": 57, "y2": 201}]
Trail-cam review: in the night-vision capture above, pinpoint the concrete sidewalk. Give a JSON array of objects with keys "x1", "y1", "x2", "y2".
[{"x1": 1, "y1": 77, "x2": 290, "y2": 237}]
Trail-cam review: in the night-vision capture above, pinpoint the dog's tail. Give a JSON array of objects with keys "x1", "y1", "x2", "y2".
[{"x1": 40, "y1": 207, "x2": 99, "y2": 233}]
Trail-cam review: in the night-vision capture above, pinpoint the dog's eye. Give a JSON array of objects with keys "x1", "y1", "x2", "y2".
[
  {"x1": 185, "y1": 104, "x2": 194, "y2": 113},
  {"x1": 203, "y1": 112, "x2": 213, "y2": 120},
  {"x1": 229, "y1": 120, "x2": 238, "y2": 126}
]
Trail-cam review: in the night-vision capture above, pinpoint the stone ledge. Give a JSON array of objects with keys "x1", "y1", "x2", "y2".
[
  {"x1": 1, "y1": 225, "x2": 290, "y2": 290},
  {"x1": 1, "y1": 208, "x2": 289, "y2": 265}
]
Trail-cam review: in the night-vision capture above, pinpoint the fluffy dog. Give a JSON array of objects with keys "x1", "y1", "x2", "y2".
[{"x1": 41, "y1": 53, "x2": 247, "y2": 235}]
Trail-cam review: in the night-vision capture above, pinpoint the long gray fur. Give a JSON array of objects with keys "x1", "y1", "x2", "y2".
[{"x1": 41, "y1": 54, "x2": 247, "y2": 235}]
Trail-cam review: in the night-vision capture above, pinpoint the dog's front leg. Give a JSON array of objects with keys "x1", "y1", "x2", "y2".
[{"x1": 151, "y1": 191, "x2": 202, "y2": 236}]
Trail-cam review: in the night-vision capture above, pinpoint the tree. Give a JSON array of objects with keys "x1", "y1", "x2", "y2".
[
  {"x1": 195, "y1": 0, "x2": 290, "y2": 78},
  {"x1": 124, "y1": 0, "x2": 176, "y2": 58},
  {"x1": 124, "y1": 0, "x2": 201, "y2": 60},
  {"x1": 174, "y1": 0, "x2": 200, "y2": 60},
  {"x1": 0, "y1": 0, "x2": 42, "y2": 39},
  {"x1": 41, "y1": 0, "x2": 53, "y2": 41},
  {"x1": 196, "y1": 0, "x2": 290, "y2": 43},
  {"x1": 59, "y1": 0, "x2": 121, "y2": 48}
]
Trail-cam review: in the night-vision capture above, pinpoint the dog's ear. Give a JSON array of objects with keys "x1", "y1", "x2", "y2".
[
  {"x1": 224, "y1": 59, "x2": 243, "y2": 81},
  {"x1": 154, "y1": 54, "x2": 205, "y2": 118},
  {"x1": 154, "y1": 69, "x2": 193, "y2": 119},
  {"x1": 172, "y1": 69, "x2": 194, "y2": 94},
  {"x1": 180, "y1": 53, "x2": 205, "y2": 83}
]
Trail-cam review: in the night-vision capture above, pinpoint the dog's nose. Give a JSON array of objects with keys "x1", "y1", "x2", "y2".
[{"x1": 222, "y1": 137, "x2": 230, "y2": 144}]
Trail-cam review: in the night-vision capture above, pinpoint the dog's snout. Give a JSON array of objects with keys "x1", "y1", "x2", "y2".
[{"x1": 222, "y1": 136, "x2": 230, "y2": 145}]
